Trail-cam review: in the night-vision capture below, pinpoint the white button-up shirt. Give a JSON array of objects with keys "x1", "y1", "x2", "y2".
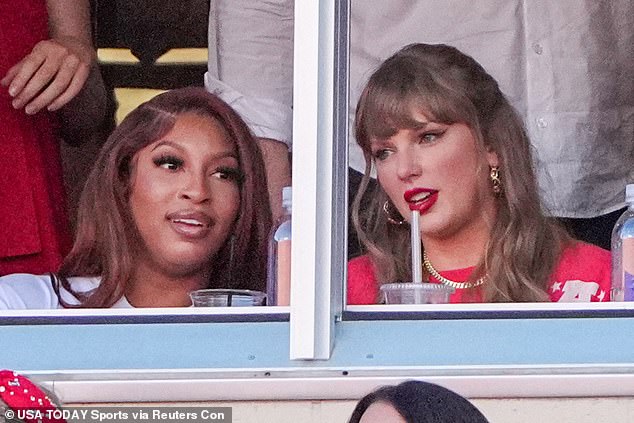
[{"x1": 207, "y1": 0, "x2": 633, "y2": 217}]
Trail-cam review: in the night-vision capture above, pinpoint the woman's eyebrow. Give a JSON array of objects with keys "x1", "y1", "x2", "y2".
[
  {"x1": 370, "y1": 138, "x2": 391, "y2": 148},
  {"x1": 411, "y1": 120, "x2": 431, "y2": 130},
  {"x1": 151, "y1": 140, "x2": 184, "y2": 152},
  {"x1": 150, "y1": 141, "x2": 237, "y2": 160},
  {"x1": 208, "y1": 151, "x2": 239, "y2": 161}
]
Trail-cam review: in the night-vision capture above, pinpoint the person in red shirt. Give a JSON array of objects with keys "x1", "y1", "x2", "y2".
[
  {"x1": 348, "y1": 43, "x2": 611, "y2": 305},
  {"x1": 0, "y1": 0, "x2": 105, "y2": 275}
]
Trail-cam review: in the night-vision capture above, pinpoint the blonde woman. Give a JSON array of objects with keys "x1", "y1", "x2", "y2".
[{"x1": 348, "y1": 44, "x2": 611, "y2": 304}]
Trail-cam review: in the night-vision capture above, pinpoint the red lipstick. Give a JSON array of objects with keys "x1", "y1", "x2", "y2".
[{"x1": 404, "y1": 188, "x2": 438, "y2": 213}]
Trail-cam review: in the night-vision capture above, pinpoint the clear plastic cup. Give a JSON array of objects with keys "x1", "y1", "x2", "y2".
[
  {"x1": 189, "y1": 289, "x2": 267, "y2": 307},
  {"x1": 380, "y1": 282, "x2": 454, "y2": 304}
]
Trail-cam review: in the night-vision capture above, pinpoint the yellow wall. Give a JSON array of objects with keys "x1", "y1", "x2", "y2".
[{"x1": 98, "y1": 48, "x2": 207, "y2": 123}]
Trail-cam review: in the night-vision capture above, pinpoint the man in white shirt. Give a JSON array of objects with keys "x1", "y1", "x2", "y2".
[
  {"x1": 207, "y1": 0, "x2": 633, "y2": 251},
  {"x1": 205, "y1": 0, "x2": 293, "y2": 221}
]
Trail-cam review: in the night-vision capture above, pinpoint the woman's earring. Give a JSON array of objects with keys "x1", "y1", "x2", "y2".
[
  {"x1": 489, "y1": 166, "x2": 503, "y2": 196},
  {"x1": 383, "y1": 201, "x2": 405, "y2": 225}
]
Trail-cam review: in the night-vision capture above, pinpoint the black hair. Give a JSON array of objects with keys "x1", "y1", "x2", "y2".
[{"x1": 348, "y1": 380, "x2": 490, "y2": 423}]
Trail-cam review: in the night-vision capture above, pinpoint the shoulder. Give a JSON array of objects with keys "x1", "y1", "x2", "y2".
[
  {"x1": 347, "y1": 255, "x2": 379, "y2": 305},
  {"x1": 549, "y1": 242, "x2": 612, "y2": 302},
  {"x1": 0, "y1": 274, "x2": 59, "y2": 309},
  {"x1": 0, "y1": 273, "x2": 100, "y2": 309},
  {"x1": 557, "y1": 242, "x2": 611, "y2": 275},
  {"x1": 348, "y1": 255, "x2": 374, "y2": 274}
]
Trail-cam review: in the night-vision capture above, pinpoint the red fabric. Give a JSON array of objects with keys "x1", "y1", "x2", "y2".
[
  {"x1": 0, "y1": 1, "x2": 71, "y2": 275},
  {"x1": 0, "y1": 370, "x2": 66, "y2": 423},
  {"x1": 347, "y1": 242, "x2": 612, "y2": 304}
]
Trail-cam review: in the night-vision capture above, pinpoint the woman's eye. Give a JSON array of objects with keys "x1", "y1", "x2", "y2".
[
  {"x1": 153, "y1": 155, "x2": 183, "y2": 171},
  {"x1": 372, "y1": 149, "x2": 392, "y2": 161},
  {"x1": 212, "y1": 167, "x2": 244, "y2": 183},
  {"x1": 419, "y1": 132, "x2": 441, "y2": 143}
]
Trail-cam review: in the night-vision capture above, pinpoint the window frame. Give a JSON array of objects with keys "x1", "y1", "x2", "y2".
[{"x1": 2, "y1": 0, "x2": 634, "y2": 402}]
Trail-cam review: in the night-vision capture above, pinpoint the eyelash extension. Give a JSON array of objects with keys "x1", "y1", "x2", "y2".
[
  {"x1": 372, "y1": 149, "x2": 390, "y2": 161},
  {"x1": 153, "y1": 154, "x2": 184, "y2": 168},
  {"x1": 419, "y1": 130, "x2": 445, "y2": 143},
  {"x1": 216, "y1": 166, "x2": 245, "y2": 183}
]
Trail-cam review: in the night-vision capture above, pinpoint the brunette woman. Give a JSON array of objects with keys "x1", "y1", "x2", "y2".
[{"x1": 0, "y1": 87, "x2": 271, "y2": 308}]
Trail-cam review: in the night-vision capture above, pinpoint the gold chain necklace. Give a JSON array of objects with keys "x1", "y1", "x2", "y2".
[{"x1": 422, "y1": 251, "x2": 486, "y2": 289}]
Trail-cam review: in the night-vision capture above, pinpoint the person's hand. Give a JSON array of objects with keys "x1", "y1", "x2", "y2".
[{"x1": 0, "y1": 36, "x2": 94, "y2": 115}]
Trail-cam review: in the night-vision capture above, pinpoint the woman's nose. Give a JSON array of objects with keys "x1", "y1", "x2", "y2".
[
  {"x1": 179, "y1": 173, "x2": 211, "y2": 203},
  {"x1": 396, "y1": 149, "x2": 423, "y2": 181}
]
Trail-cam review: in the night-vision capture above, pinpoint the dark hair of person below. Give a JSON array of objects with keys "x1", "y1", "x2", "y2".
[{"x1": 348, "y1": 380, "x2": 490, "y2": 423}]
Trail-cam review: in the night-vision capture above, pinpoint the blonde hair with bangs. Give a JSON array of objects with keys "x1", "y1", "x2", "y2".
[{"x1": 352, "y1": 43, "x2": 571, "y2": 302}]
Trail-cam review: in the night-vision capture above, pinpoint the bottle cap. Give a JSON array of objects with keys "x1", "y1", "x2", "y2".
[
  {"x1": 282, "y1": 186, "x2": 292, "y2": 209},
  {"x1": 626, "y1": 184, "x2": 634, "y2": 204}
]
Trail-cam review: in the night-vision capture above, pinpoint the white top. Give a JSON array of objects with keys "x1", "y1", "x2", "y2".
[
  {"x1": 0, "y1": 274, "x2": 132, "y2": 309},
  {"x1": 205, "y1": 0, "x2": 294, "y2": 148},
  {"x1": 206, "y1": 0, "x2": 633, "y2": 217}
]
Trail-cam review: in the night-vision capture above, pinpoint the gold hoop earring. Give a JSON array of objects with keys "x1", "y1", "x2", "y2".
[
  {"x1": 383, "y1": 201, "x2": 405, "y2": 225},
  {"x1": 490, "y1": 166, "x2": 503, "y2": 196}
]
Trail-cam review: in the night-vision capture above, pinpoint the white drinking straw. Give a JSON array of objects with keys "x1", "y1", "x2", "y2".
[{"x1": 410, "y1": 209, "x2": 422, "y2": 284}]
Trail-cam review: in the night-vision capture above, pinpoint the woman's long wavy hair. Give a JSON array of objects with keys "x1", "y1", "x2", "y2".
[
  {"x1": 57, "y1": 87, "x2": 272, "y2": 307},
  {"x1": 352, "y1": 43, "x2": 571, "y2": 302}
]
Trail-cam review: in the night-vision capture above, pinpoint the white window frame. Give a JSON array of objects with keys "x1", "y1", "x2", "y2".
[{"x1": 2, "y1": 0, "x2": 634, "y2": 403}]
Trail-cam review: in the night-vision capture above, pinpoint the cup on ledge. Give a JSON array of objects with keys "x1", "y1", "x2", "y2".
[
  {"x1": 189, "y1": 289, "x2": 267, "y2": 307},
  {"x1": 380, "y1": 282, "x2": 454, "y2": 304}
]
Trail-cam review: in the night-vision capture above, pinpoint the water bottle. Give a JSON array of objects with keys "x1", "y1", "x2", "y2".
[
  {"x1": 611, "y1": 184, "x2": 634, "y2": 301},
  {"x1": 266, "y1": 186, "x2": 292, "y2": 306}
]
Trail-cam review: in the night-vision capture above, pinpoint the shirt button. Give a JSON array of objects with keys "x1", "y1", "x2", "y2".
[
  {"x1": 536, "y1": 118, "x2": 547, "y2": 128},
  {"x1": 532, "y1": 43, "x2": 543, "y2": 55}
]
